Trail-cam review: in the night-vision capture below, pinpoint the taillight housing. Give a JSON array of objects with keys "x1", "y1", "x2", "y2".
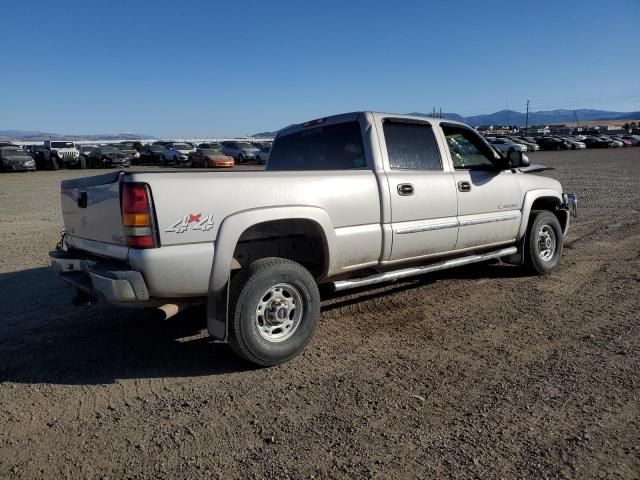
[{"x1": 121, "y1": 182, "x2": 158, "y2": 248}]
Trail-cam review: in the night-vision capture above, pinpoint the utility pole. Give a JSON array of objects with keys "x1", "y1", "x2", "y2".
[
  {"x1": 439, "y1": 107, "x2": 442, "y2": 119},
  {"x1": 572, "y1": 110, "x2": 581, "y2": 130},
  {"x1": 507, "y1": 101, "x2": 510, "y2": 131},
  {"x1": 525, "y1": 100, "x2": 530, "y2": 134}
]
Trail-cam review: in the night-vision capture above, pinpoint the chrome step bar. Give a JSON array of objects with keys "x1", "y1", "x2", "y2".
[{"x1": 332, "y1": 246, "x2": 518, "y2": 292}]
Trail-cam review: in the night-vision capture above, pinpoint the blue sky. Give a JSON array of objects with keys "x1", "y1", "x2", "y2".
[{"x1": 1, "y1": 0, "x2": 639, "y2": 137}]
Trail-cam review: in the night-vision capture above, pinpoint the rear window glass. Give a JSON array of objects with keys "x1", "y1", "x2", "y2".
[
  {"x1": 383, "y1": 121, "x2": 441, "y2": 170},
  {"x1": 268, "y1": 121, "x2": 366, "y2": 170}
]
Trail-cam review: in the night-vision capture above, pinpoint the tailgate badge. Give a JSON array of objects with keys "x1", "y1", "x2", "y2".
[{"x1": 166, "y1": 213, "x2": 214, "y2": 233}]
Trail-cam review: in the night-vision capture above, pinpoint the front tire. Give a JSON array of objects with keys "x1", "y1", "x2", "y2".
[
  {"x1": 228, "y1": 257, "x2": 320, "y2": 366},
  {"x1": 78, "y1": 156, "x2": 86, "y2": 169},
  {"x1": 524, "y1": 211, "x2": 563, "y2": 275}
]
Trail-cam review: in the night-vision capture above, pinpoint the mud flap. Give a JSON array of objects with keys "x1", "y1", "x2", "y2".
[
  {"x1": 502, "y1": 234, "x2": 526, "y2": 266},
  {"x1": 206, "y1": 279, "x2": 230, "y2": 342}
]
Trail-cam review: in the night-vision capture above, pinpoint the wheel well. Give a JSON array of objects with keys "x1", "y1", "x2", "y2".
[
  {"x1": 530, "y1": 197, "x2": 568, "y2": 233},
  {"x1": 232, "y1": 219, "x2": 327, "y2": 279}
]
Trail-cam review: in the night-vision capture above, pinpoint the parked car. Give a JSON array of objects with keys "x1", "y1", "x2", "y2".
[
  {"x1": 251, "y1": 141, "x2": 272, "y2": 150},
  {"x1": 188, "y1": 144, "x2": 235, "y2": 168},
  {"x1": 116, "y1": 143, "x2": 141, "y2": 163},
  {"x1": 139, "y1": 144, "x2": 164, "y2": 163},
  {"x1": 87, "y1": 145, "x2": 132, "y2": 168},
  {"x1": 598, "y1": 136, "x2": 623, "y2": 148},
  {"x1": 41, "y1": 140, "x2": 82, "y2": 169},
  {"x1": 51, "y1": 111, "x2": 577, "y2": 366},
  {"x1": 582, "y1": 137, "x2": 610, "y2": 148},
  {"x1": 611, "y1": 136, "x2": 633, "y2": 147},
  {"x1": 621, "y1": 135, "x2": 640, "y2": 146},
  {"x1": 557, "y1": 137, "x2": 586, "y2": 150},
  {"x1": 77, "y1": 145, "x2": 95, "y2": 165},
  {"x1": 536, "y1": 137, "x2": 570, "y2": 151},
  {"x1": 0, "y1": 147, "x2": 36, "y2": 171},
  {"x1": 161, "y1": 142, "x2": 196, "y2": 165},
  {"x1": 489, "y1": 138, "x2": 527, "y2": 154},
  {"x1": 222, "y1": 141, "x2": 259, "y2": 163},
  {"x1": 510, "y1": 137, "x2": 540, "y2": 151},
  {"x1": 256, "y1": 145, "x2": 271, "y2": 164}
]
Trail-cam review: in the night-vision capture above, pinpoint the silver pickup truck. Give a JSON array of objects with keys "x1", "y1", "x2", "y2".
[{"x1": 51, "y1": 112, "x2": 577, "y2": 366}]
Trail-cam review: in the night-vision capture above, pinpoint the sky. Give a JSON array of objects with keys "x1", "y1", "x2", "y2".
[{"x1": 1, "y1": 0, "x2": 639, "y2": 137}]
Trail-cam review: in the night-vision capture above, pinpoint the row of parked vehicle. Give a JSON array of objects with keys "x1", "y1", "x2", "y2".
[
  {"x1": 2, "y1": 130, "x2": 638, "y2": 172},
  {"x1": 484, "y1": 133, "x2": 640, "y2": 153},
  {"x1": 0, "y1": 139, "x2": 273, "y2": 171}
]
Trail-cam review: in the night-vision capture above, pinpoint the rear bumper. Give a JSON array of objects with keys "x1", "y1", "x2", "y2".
[{"x1": 50, "y1": 250, "x2": 150, "y2": 303}]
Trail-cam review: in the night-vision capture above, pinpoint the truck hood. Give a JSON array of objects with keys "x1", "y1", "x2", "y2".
[{"x1": 518, "y1": 170, "x2": 562, "y2": 196}]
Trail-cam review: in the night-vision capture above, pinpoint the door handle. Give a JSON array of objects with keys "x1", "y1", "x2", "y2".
[
  {"x1": 458, "y1": 181, "x2": 471, "y2": 192},
  {"x1": 397, "y1": 183, "x2": 414, "y2": 196}
]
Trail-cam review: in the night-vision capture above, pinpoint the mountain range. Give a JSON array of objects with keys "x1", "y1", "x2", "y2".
[
  {"x1": 3, "y1": 108, "x2": 639, "y2": 141},
  {"x1": 0, "y1": 130, "x2": 155, "y2": 142},
  {"x1": 410, "y1": 109, "x2": 640, "y2": 127}
]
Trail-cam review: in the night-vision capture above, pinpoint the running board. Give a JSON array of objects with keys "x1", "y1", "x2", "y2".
[{"x1": 332, "y1": 246, "x2": 518, "y2": 292}]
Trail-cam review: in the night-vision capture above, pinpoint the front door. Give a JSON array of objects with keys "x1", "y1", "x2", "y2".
[
  {"x1": 383, "y1": 119, "x2": 459, "y2": 262},
  {"x1": 440, "y1": 124, "x2": 522, "y2": 250}
]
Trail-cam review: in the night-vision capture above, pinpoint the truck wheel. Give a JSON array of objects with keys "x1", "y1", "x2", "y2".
[
  {"x1": 79, "y1": 156, "x2": 86, "y2": 169},
  {"x1": 524, "y1": 211, "x2": 563, "y2": 275},
  {"x1": 228, "y1": 257, "x2": 320, "y2": 366}
]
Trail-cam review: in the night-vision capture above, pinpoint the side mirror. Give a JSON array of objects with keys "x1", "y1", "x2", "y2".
[{"x1": 508, "y1": 149, "x2": 530, "y2": 168}]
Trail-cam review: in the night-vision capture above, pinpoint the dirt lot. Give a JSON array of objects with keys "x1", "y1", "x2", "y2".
[{"x1": 1, "y1": 149, "x2": 639, "y2": 479}]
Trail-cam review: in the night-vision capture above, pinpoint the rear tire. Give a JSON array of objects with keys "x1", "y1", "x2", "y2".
[
  {"x1": 228, "y1": 257, "x2": 320, "y2": 366},
  {"x1": 524, "y1": 211, "x2": 563, "y2": 275}
]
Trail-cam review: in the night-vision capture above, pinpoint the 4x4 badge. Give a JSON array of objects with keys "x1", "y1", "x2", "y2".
[{"x1": 166, "y1": 213, "x2": 214, "y2": 233}]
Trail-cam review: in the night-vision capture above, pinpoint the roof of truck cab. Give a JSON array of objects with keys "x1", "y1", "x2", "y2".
[{"x1": 277, "y1": 111, "x2": 469, "y2": 137}]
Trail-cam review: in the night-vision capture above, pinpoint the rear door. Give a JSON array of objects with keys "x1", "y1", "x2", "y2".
[
  {"x1": 380, "y1": 118, "x2": 459, "y2": 262},
  {"x1": 440, "y1": 123, "x2": 522, "y2": 250}
]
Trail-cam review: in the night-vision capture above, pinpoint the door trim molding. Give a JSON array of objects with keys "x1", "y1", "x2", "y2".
[{"x1": 396, "y1": 213, "x2": 519, "y2": 235}]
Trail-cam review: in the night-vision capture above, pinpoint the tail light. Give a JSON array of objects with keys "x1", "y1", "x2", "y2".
[{"x1": 121, "y1": 183, "x2": 158, "y2": 248}]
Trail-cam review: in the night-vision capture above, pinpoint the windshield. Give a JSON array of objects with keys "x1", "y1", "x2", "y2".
[
  {"x1": 238, "y1": 142, "x2": 255, "y2": 149},
  {"x1": 173, "y1": 143, "x2": 193, "y2": 150},
  {"x1": 200, "y1": 148, "x2": 222, "y2": 154},
  {"x1": 51, "y1": 142, "x2": 74, "y2": 148},
  {"x1": 2, "y1": 149, "x2": 28, "y2": 157},
  {"x1": 116, "y1": 144, "x2": 134, "y2": 150},
  {"x1": 268, "y1": 121, "x2": 366, "y2": 171}
]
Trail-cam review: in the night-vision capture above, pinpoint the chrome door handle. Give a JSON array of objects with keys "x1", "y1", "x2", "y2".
[
  {"x1": 397, "y1": 183, "x2": 414, "y2": 196},
  {"x1": 458, "y1": 181, "x2": 471, "y2": 192}
]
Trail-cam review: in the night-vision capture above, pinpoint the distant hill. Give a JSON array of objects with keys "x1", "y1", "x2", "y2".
[
  {"x1": 410, "y1": 108, "x2": 639, "y2": 127},
  {"x1": 0, "y1": 130, "x2": 155, "y2": 142},
  {"x1": 250, "y1": 131, "x2": 278, "y2": 138}
]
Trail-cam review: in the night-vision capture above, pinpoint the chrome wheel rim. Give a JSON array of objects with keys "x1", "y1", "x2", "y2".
[
  {"x1": 537, "y1": 224, "x2": 556, "y2": 261},
  {"x1": 255, "y1": 283, "x2": 303, "y2": 342}
]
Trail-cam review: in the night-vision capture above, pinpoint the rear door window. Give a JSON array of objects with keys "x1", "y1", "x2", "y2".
[
  {"x1": 268, "y1": 121, "x2": 366, "y2": 170},
  {"x1": 383, "y1": 120, "x2": 442, "y2": 170}
]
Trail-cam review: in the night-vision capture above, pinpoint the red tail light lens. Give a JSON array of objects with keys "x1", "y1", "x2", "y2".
[{"x1": 121, "y1": 183, "x2": 158, "y2": 249}]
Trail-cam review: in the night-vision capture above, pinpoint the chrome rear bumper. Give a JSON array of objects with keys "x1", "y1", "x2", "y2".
[{"x1": 50, "y1": 251, "x2": 149, "y2": 303}]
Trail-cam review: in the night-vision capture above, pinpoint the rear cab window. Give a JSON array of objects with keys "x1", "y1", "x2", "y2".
[{"x1": 267, "y1": 121, "x2": 366, "y2": 171}]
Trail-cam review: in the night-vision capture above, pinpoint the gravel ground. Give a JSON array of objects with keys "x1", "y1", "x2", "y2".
[{"x1": 0, "y1": 149, "x2": 639, "y2": 479}]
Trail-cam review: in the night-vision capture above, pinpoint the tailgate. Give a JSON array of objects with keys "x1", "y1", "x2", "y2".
[{"x1": 61, "y1": 171, "x2": 127, "y2": 249}]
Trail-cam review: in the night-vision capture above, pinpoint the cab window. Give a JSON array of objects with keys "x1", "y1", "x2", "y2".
[
  {"x1": 383, "y1": 120, "x2": 442, "y2": 170},
  {"x1": 442, "y1": 124, "x2": 503, "y2": 170}
]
